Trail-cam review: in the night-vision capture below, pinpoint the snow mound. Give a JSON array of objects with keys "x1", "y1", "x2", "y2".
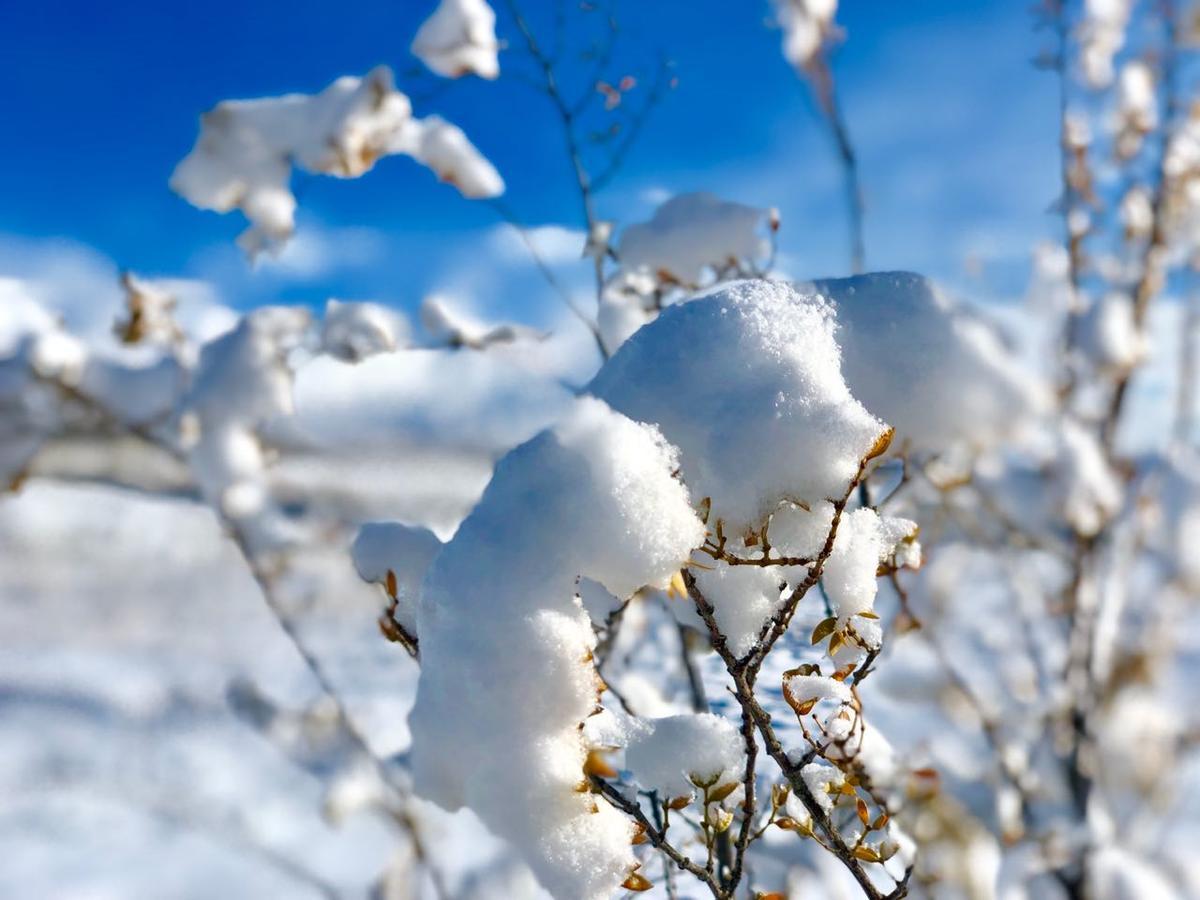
[
  {"x1": 408, "y1": 397, "x2": 704, "y2": 899},
  {"x1": 809, "y1": 272, "x2": 1049, "y2": 455},
  {"x1": 590, "y1": 278, "x2": 887, "y2": 531}
]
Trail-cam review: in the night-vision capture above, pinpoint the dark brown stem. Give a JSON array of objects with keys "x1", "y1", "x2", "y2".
[{"x1": 590, "y1": 777, "x2": 725, "y2": 897}]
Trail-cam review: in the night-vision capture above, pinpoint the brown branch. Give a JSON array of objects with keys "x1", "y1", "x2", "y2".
[
  {"x1": 804, "y1": 50, "x2": 865, "y2": 274},
  {"x1": 590, "y1": 777, "x2": 725, "y2": 898},
  {"x1": 1103, "y1": 2, "x2": 1180, "y2": 448}
]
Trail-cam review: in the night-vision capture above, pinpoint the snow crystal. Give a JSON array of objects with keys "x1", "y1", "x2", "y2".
[
  {"x1": 625, "y1": 713, "x2": 744, "y2": 800},
  {"x1": 616, "y1": 193, "x2": 770, "y2": 286},
  {"x1": 411, "y1": 0, "x2": 500, "y2": 80},
  {"x1": 171, "y1": 67, "x2": 501, "y2": 256},
  {"x1": 810, "y1": 272, "x2": 1049, "y2": 455},
  {"x1": 590, "y1": 279, "x2": 887, "y2": 532},
  {"x1": 408, "y1": 397, "x2": 704, "y2": 899}
]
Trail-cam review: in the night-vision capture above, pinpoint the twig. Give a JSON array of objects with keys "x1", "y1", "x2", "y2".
[{"x1": 590, "y1": 777, "x2": 725, "y2": 897}]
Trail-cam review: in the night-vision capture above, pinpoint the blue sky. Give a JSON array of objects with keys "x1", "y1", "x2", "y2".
[{"x1": 0, "y1": 0, "x2": 1062, "y2": 325}]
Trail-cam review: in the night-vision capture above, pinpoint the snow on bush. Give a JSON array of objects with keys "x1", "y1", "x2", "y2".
[
  {"x1": 411, "y1": 0, "x2": 500, "y2": 80},
  {"x1": 319, "y1": 299, "x2": 407, "y2": 363},
  {"x1": 616, "y1": 193, "x2": 772, "y2": 288},
  {"x1": 773, "y1": 0, "x2": 839, "y2": 70},
  {"x1": 809, "y1": 272, "x2": 1049, "y2": 455},
  {"x1": 171, "y1": 66, "x2": 502, "y2": 256},
  {"x1": 625, "y1": 713, "x2": 744, "y2": 800},
  {"x1": 351, "y1": 521, "x2": 442, "y2": 635},
  {"x1": 407, "y1": 397, "x2": 704, "y2": 899},
  {"x1": 590, "y1": 278, "x2": 887, "y2": 532}
]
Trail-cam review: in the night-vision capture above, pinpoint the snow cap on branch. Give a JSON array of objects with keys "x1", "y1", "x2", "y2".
[
  {"x1": 408, "y1": 396, "x2": 704, "y2": 899},
  {"x1": 625, "y1": 713, "x2": 745, "y2": 800},
  {"x1": 171, "y1": 67, "x2": 502, "y2": 257},
  {"x1": 773, "y1": 0, "x2": 839, "y2": 69},
  {"x1": 616, "y1": 192, "x2": 772, "y2": 286},
  {"x1": 319, "y1": 300, "x2": 406, "y2": 362},
  {"x1": 411, "y1": 0, "x2": 500, "y2": 80},
  {"x1": 591, "y1": 278, "x2": 887, "y2": 532},
  {"x1": 809, "y1": 272, "x2": 1049, "y2": 455},
  {"x1": 351, "y1": 521, "x2": 442, "y2": 634}
]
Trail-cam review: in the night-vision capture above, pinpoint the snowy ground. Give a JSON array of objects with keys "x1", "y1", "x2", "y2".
[{"x1": 0, "y1": 480, "x2": 428, "y2": 898}]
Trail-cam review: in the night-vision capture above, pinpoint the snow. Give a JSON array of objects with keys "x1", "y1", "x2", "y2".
[
  {"x1": 1080, "y1": 0, "x2": 1131, "y2": 88},
  {"x1": 1056, "y1": 417, "x2": 1123, "y2": 537},
  {"x1": 419, "y1": 294, "x2": 544, "y2": 349},
  {"x1": 616, "y1": 192, "x2": 771, "y2": 286},
  {"x1": 171, "y1": 67, "x2": 502, "y2": 256},
  {"x1": 398, "y1": 115, "x2": 505, "y2": 200},
  {"x1": 411, "y1": 0, "x2": 500, "y2": 80},
  {"x1": 1120, "y1": 187, "x2": 1154, "y2": 238},
  {"x1": 783, "y1": 672, "x2": 852, "y2": 706},
  {"x1": 773, "y1": 0, "x2": 838, "y2": 70},
  {"x1": 625, "y1": 713, "x2": 744, "y2": 800},
  {"x1": 800, "y1": 761, "x2": 843, "y2": 813},
  {"x1": 182, "y1": 307, "x2": 311, "y2": 542},
  {"x1": 591, "y1": 278, "x2": 887, "y2": 532},
  {"x1": 691, "y1": 565, "x2": 787, "y2": 657},
  {"x1": 1117, "y1": 61, "x2": 1157, "y2": 134},
  {"x1": 1079, "y1": 291, "x2": 1145, "y2": 374},
  {"x1": 319, "y1": 300, "x2": 407, "y2": 363},
  {"x1": 809, "y1": 272, "x2": 1050, "y2": 456},
  {"x1": 116, "y1": 273, "x2": 182, "y2": 347},
  {"x1": 822, "y1": 508, "x2": 918, "y2": 646},
  {"x1": 770, "y1": 500, "x2": 837, "y2": 561},
  {"x1": 351, "y1": 522, "x2": 443, "y2": 634},
  {"x1": 407, "y1": 397, "x2": 704, "y2": 899}
]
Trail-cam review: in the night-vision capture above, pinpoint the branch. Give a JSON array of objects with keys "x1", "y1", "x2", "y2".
[
  {"x1": 590, "y1": 777, "x2": 725, "y2": 898},
  {"x1": 803, "y1": 50, "x2": 865, "y2": 274}
]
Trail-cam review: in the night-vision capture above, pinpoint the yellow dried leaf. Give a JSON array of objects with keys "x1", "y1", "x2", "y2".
[
  {"x1": 811, "y1": 617, "x2": 838, "y2": 644},
  {"x1": 865, "y1": 427, "x2": 895, "y2": 461},
  {"x1": 667, "y1": 570, "x2": 688, "y2": 600},
  {"x1": 583, "y1": 749, "x2": 617, "y2": 779},
  {"x1": 709, "y1": 781, "x2": 739, "y2": 803},
  {"x1": 622, "y1": 872, "x2": 653, "y2": 892},
  {"x1": 853, "y1": 846, "x2": 881, "y2": 863}
]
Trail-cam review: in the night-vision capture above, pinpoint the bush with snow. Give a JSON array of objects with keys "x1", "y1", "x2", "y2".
[{"x1": 6, "y1": 1, "x2": 1200, "y2": 898}]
